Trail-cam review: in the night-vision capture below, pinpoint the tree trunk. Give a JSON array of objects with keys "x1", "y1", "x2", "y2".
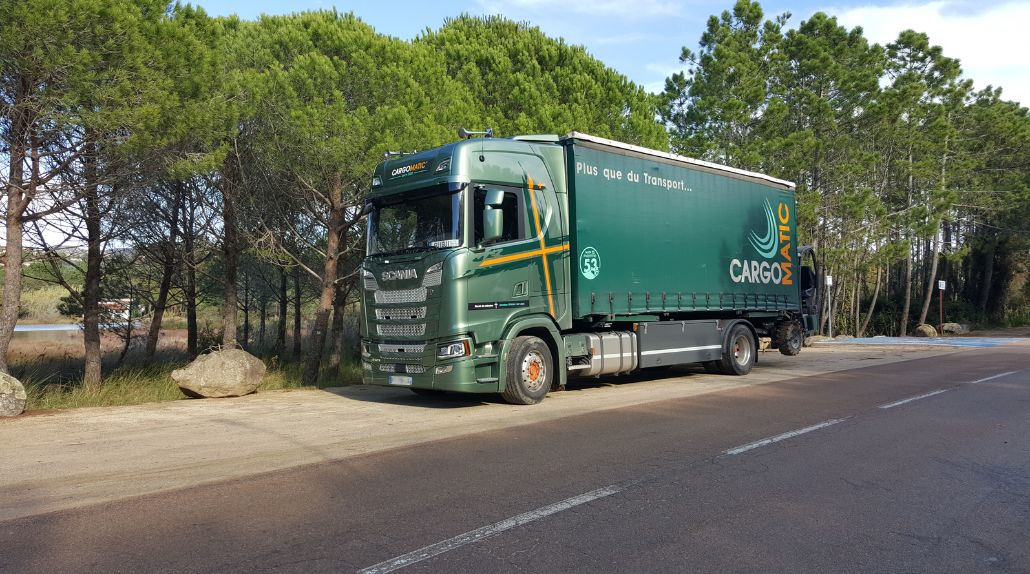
[
  {"x1": 276, "y1": 267, "x2": 287, "y2": 356},
  {"x1": 859, "y1": 267, "x2": 882, "y2": 337},
  {"x1": 0, "y1": 84, "x2": 29, "y2": 374},
  {"x1": 917, "y1": 234, "x2": 942, "y2": 326},
  {"x1": 116, "y1": 299, "x2": 133, "y2": 368},
  {"x1": 303, "y1": 198, "x2": 344, "y2": 384},
  {"x1": 241, "y1": 273, "x2": 250, "y2": 351},
  {"x1": 144, "y1": 182, "x2": 182, "y2": 362},
  {"x1": 978, "y1": 241, "x2": 995, "y2": 313},
  {"x1": 899, "y1": 144, "x2": 914, "y2": 337},
  {"x1": 328, "y1": 284, "x2": 346, "y2": 372},
  {"x1": 221, "y1": 156, "x2": 240, "y2": 348},
  {"x1": 851, "y1": 275, "x2": 860, "y2": 337},
  {"x1": 183, "y1": 189, "x2": 199, "y2": 359},
  {"x1": 292, "y1": 266, "x2": 302, "y2": 358},
  {"x1": 82, "y1": 151, "x2": 103, "y2": 389},
  {"x1": 258, "y1": 296, "x2": 267, "y2": 349}
]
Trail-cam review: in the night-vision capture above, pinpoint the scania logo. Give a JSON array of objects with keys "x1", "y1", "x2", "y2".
[{"x1": 381, "y1": 269, "x2": 418, "y2": 281}]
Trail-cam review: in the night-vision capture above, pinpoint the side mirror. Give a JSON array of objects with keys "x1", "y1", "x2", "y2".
[{"x1": 482, "y1": 189, "x2": 505, "y2": 244}]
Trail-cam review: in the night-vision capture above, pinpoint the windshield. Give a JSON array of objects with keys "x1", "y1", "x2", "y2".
[{"x1": 368, "y1": 189, "x2": 464, "y2": 256}]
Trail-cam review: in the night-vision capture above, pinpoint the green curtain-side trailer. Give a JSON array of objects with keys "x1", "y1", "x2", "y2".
[{"x1": 562, "y1": 133, "x2": 801, "y2": 320}]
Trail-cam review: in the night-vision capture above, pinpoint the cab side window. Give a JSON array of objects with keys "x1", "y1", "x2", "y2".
[{"x1": 473, "y1": 187, "x2": 527, "y2": 245}]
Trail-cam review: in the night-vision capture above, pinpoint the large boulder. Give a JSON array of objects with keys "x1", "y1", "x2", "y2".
[
  {"x1": 941, "y1": 322, "x2": 969, "y2": 335},
  {"x1": 171, "y1": 349, "x2": 266, "y2": 398},
  {"x1": 804, "y1": 335, "x2": 831, "y2": 347},
  {"x1": 0, "y1": 372, "x2": 27, "y2": 417},
  {"x1": 914, "y1": 324, "x2": 938, "y2": 337}
]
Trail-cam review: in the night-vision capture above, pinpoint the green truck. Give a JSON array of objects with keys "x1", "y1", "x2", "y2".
[{"x1": 360, "y1": 131, "x2": 820, "y2": 404}]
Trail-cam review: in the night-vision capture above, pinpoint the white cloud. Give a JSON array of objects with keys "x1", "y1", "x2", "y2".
[
  {"x1": 642, "y1": 62, "x2": 688, "y2": 93},
  {"x1": 830, "y1": 1, "x2": 1030, "y2": 105}
]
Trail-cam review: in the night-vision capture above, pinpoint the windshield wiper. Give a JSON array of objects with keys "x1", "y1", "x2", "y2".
[{"x1": 374, "y1": 244, "x2": 441, "y2": 257}]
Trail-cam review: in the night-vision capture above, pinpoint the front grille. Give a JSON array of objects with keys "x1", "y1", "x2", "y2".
[
  {"x1": 379, "y1": 363, "x2": 427, "y2": 374},
  {"x1": 378, "y1": 343, "x2": 426, "y2": 355},
  {"x1": 422, "y1": 268, "x2": 442, "y2": 287},
  {"x1": 377, "y1": 323, "x2": 427, "y2": 337},
  {"x1": 376, "y1": 307, "x2": 427, "y2": 320},
  {"x1": 374, "y1": 287, "x2": 427, "y2": 305}
]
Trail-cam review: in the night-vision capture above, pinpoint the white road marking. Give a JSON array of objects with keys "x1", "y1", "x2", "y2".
[
  {"x1": 969, "y1": 370, "x2": 1019, "y2": 384},
  {"x1": 722, "y1": 418, "x2": 848, "y2": 456},
  {"x1": 878, "y1": 389, "x2": 948, "y2": 410},
  {"x1": 358, "y1": 483, "x2": 627, "y2": 574}
]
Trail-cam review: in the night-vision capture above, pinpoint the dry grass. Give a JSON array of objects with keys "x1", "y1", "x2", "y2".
[
  {"x1": 19, "y1": 285, "x2": 77, "y2": 324},
  {"x1": 13, "y1": 330, "x2": 363, "y2": 412}
]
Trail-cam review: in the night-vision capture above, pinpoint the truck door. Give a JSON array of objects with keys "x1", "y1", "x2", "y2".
[
  {"x1": 798, "y1": 245, "x2": 820, "y2": 333},
  {"x1": 469, "y1": 186, "x2": 535, "y2": 336}
]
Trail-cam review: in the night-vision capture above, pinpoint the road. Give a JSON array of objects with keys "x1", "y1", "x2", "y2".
[{"x1": 2, "y1": 345, "x2": 1028, "y2": 573}]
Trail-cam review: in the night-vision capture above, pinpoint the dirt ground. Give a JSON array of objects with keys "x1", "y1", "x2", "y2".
[{"x1": 0, "y1": 343, "x2": 980, "y2": 522}]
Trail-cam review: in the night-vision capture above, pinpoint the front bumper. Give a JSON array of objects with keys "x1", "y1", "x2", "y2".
[{"x1": 361, "y1": 344, "x2": 501, "y2": 393}]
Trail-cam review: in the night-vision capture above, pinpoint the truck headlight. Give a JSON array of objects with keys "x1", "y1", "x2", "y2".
[
  {"x1": 362, "y1": 269, "x2": 378, "y2": 291},
  {"x1": 437, "y1": 340, "x2": 470, "y2": 360}
]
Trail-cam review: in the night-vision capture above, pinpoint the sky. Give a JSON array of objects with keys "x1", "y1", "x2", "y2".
[{"x1": 196, "y1": 0, "x2": 1030, "y2": 107}]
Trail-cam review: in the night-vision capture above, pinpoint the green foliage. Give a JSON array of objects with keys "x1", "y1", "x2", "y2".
[
  {"x1": 662, "y1": 1, "x2": 1030, "y2": 335},
  {"x1": 421, "y1": 15, "x2": 667, "y2": 148}
]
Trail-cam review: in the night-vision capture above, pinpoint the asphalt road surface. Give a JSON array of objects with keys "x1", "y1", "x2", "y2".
[{"x1": 3, "y1": 345, "x2": 1028, "y2": 573}]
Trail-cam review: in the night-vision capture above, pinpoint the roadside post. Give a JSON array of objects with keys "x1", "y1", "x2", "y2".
[
  {"x1": 826, "y1": 275, "x2": 834, "y2": 338},
  {"x1": 938, "y1": 280, "x2": 946, "y2": 335}
]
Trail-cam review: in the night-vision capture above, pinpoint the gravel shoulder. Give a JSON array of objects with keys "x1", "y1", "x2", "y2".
[{"x1": 0, "y1": 345, "x2": 964, "y2": 522}]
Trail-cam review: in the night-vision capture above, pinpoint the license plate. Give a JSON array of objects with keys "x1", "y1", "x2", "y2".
[{"x1": 388, "y1": 375, "x2": 413, "y2": 386}]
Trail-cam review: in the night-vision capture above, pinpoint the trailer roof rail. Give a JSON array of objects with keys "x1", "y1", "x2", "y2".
[{"x1": 562, "y1": 132, "x2": 796, "y2": 190}]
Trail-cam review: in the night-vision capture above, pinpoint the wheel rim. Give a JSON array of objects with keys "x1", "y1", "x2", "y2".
[
  {"x1": 521, "y1": 350, "x2": 547, "y2": 393},
  {"x1": 789, "y1": 325, "x2": 802, "y2": 348},
  {"x1": 732, "y1": 334, "x2": 752, "y2": 366}
]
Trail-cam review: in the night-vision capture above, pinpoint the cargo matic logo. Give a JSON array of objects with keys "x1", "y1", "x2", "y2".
[
  {"x1": 730, "y1": 199, "x2": 793, "y2": 285},
  {"x1": 389, "y1": 160, "x2": 429, "y2": 178}
]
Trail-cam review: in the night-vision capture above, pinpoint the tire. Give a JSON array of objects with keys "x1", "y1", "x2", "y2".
[
  {"x1": 501, "y1": 336, "x2": 552, "y2": 405},
  {"x1": 702, "y1": 361, "x2": 723, "y2": 374},
  {"x1": 774, "y1": 320, "x2": 803, "y2": 356},
  {"x1": 718, "y1": 324, "x2": 756, "y2": 376}
]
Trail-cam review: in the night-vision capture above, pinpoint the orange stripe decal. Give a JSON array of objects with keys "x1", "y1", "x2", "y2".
[
  {"x1": 527, "y1": 176, "x2": 556, "y2": 317},
  {"x1": 477, "y1": 175, "x2": 568, "y2": 319},
  {"x1": 478, "y1": 244, "x2": 568, "y2": 267}
]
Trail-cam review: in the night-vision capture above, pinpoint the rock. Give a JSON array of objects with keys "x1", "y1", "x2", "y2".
[
  {"x1": 804, "y1": 335, "x2": 832, "y2": 346},
  {"x1": 833, "y1": 335, "x2": 854, "y2": 341},
  {"x1": 171, "y1": 349, "x2": 266, "y2": 398},
  {"x1": 941, "y1": 322, "x2": 969, "y2": 334},
  {"x1": 758, "y1": 337, "x2": 772, "y2": 351},
  {"x1": 914, "y1": 324, "x2": 938, "y2": 337},
  {"x1": 0, "y1": 372, "x2": 27, "y2": 417}
]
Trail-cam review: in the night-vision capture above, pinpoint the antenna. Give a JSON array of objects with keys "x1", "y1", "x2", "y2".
[{"x1": 458, "y1": 127, "x2": 494, "y2": 139}]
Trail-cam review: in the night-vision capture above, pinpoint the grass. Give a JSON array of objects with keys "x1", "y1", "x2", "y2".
[
  {"x1": 23, "y1": 359, "x2": 363, "y2": 411},
  {"x1": 14, "y1": 331, "x2": 364, "y2": 411},
  {"x1": 20, "y1": 284, "x2": 77, "y2": 324}
]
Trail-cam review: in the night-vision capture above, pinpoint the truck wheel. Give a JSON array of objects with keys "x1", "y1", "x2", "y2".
[
  {"x1": 719, "y1": 324, "x2": 756, "y2": 376},
  {"x1": 501, "y1": 336, "x2": 552, "y2": 405},
  {"x1": 774, "y1": 320, "x2": 803, "y2": 356}
]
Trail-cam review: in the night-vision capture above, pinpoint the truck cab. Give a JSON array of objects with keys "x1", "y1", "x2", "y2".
[{"x1": 360, "y1": 135, "x2": 568, "y2": 395}]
